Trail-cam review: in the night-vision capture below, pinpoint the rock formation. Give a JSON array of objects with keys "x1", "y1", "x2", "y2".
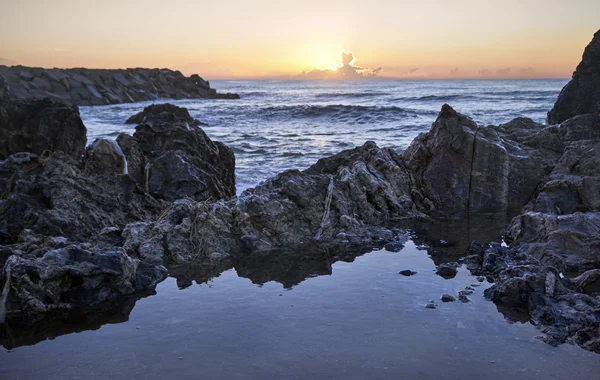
[
  {"x1": 117, "y1": 103, "x2": 236, "y2": 202},
  {"x1": 0, "y1": 66, "x2": 240, "y2": 106},
  {"x1": 548, "y1": 30, "x2": 600, "y2": 123},
  {"x1": 0, "y1": 97, "x2": 87, "y2": 159}
]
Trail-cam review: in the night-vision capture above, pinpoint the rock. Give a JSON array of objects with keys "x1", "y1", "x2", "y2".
[
  {"x1": 436, "y1": 263, "x2": 458, "y2": 279},
  {"x1": 399, "y1": 270, "x2": 417, "y2": 276},
  {"x1": 116, "y1": 133, "x2": 146, "y2": 187},
  {"x1": 404, "y1": 105, "x2": 562, "y2": 219},
  {"x1": 548, "y1": 30, "x2": 600, "y2": 124},
  {"x1": 458, "y1": 294, "x2": 471, "y2": 303},
  {"x1": 441, "y1": 294, "x2": 456, "y2": 302},
  {"x1": 122, "y1": 141, "x2": 415, "y2": 261},
  {"x1": 425, "y1": 301, "x2": 437, "y2": 309},
  {"x1": 84, "y1": 138, "x2": 127, "y2": 175},
  {"x1": 1, "y1": 245, "x2": 167, "y2": 319},
  {"x1": 0, "y1": 151, "x2": 162, "y2": 246},
  {"x1": 125, "y1": 103, "x2": 201, "y2": 126},
  {"x1": 125, "y1": 104, "x2": 236, "y2": 202},
  {"x1": 0, "y1": 97, "x2": 86, "y2": 160},
  {"x1": 572, "y1": 269, "x2": 600, "y2": 294},
  {"x1": 0, "y1": 76, "x2": 9, "y2": 100},
  {"x1": 0, "y1": 66, "x2": 240, "y2": 106}
]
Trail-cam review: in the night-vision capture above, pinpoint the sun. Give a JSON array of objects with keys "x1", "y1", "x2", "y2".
[{"x1": 330, "y1": 64, "x2": 339, "y2": 71}]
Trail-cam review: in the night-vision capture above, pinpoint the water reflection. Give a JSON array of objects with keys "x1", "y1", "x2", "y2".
[{"x1": 0, "y1": 217, "x2": 508, "y2": 350}]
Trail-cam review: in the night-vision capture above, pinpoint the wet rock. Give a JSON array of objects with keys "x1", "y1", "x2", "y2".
[
  {"x1": 458, "y1": 294, "x2": 471, "y2": 303},
  {"x1": 0, "y1": 151, "x2": 162, "y2": 247},
  {"x1": 425, "y1": 301, "x2": 437, "y2": 309},
  {"x1": 116, "y1": 133, "x2": 146, "y2": 187},
  {"x1": 129, "y1": 104, "x2": 236, "y2": 202},
  {"x1": 441, "y1": 294, "x2": 455, "y2": 302},
  {"x1": 399, "y1": 270, "x2": 417, "y2": 276},
  {"x1": 125, "y1": 103, "x2": 201, "y2": 126},
  {"x1": 436, "y1": 263, "x2": 458, "y2": 279},
  {"x1": 572, "y1": 269, "x2": 600, "y2": 294},
  {"x1": 548, "y1": 30, "x2": 600, "y2": 124},
  {"x1": 123, "y1": 142, "x2": 415, "y2": 261},
  {"x1": 0, "y1": 97, "x2": 86, "y2": 159},
  {"x1": 1, "y1": 245, "x2": 167, "y2": 319},
  {"x1": 84, "y1": 138, "x2": 127, "y2": 175},
  {"x1": 404, "y1": 105, "x2": 562, "y2": 218}
]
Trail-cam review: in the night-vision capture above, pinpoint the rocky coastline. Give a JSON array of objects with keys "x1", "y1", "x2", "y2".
[
  {"x1": 1, "y1": 31, "x2": 600, "y2": 353},
  {"x1": 0, "y1": 66, "x2": 240, "y2": 106}
]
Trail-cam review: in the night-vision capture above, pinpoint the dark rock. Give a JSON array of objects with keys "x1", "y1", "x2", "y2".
[
  {"x1": 572, "y1": 269, "x2": 600, "y2": 294},
  {"x1": 128, "y1": 104, "x2": 236, "y2": 202},
  {"x1": 441, "y1": 294, "x2": 455, "y2": 302},
  {"x1": 436, "y1": 263, "x2": 458, "y2": 278},
  {"x1": 1, "y1": 244, "x2": 167, "y2": 320},
  {"x1": 125, "y1": 103, "x2": 201, "y2": 126},
  {"x1": 0, "y1": 66, "x2": 239, "y2": 106},
  {"x1": 116, "y1": 133, "x2": 146, "y2": 188},
  {"x1": 0, "y1": 97, "x2": 86, "y2": 160},
  {"x1": 548, "y1": 30, "x2": 600, "y2": 123},
  {"x1": 399, "y1": 270, "x2": 417, "y2": 276},
  {"x1": 84, "y1": 138, "x2": 127, "y2": 175},
  {"x1": 425, "y1": 301, "x2": 437, "y2": 309}
]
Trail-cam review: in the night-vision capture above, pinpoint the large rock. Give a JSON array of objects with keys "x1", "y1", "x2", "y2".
[
  {"x1": 1, "y1": 244, "x2": 167, "y2": 322},
  {"x1": 122, "y1": 141, "x2": 415, "y2": 263},
  {"x1": 0, "y1": 97, "x2": 86, "y2": 159},
  {"x1": 404, "y1": 105, "x2": 561, "y2": 219},
  {"x1": 0, "y1": 151, "x2": 162, "y2": 246},
  {"x1": 118, "y1": 103, "x2": 235, "y2": 202},
  {"x1": 0, "y1": 66, "x2": 240, "y2": 106},
  {"x1": 548, "y1": 30, "x2": 600, "y2": 123}
]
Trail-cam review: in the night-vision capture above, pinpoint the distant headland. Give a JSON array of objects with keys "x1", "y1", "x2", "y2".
[{"x1": 0, "y1": 66, "x2": 239, "y2": 106}]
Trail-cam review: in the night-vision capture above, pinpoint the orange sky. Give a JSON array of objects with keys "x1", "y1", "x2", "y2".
[{"x1": 1, "y1": 0, "x2": 599, "y2": 80}]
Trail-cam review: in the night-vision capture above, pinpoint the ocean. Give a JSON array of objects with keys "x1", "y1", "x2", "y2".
[{"x1": 80, "y1": 79, "x2": 568, "y2": 192}]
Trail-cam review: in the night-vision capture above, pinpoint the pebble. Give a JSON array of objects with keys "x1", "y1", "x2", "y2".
[
  {"x1": 399, "y1": 270, "x2": 417, "y2": 276},
  {"x1": 441, "y1": 294, "x2": 456, "y2": 302}
]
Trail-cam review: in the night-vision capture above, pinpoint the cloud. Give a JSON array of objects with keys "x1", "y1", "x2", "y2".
[
  {"x1": 496, "y1": 68, "x2": 511, "y2": 75},
  {"x1": 520, "y1": 67, "x2": 535, "y2": 74},
  {"x1": 300, "y1": 51, "x2": 382, "y2": 79},
  {"x1": 407, "y1": 68, "x2": 420, "y2": 74}
]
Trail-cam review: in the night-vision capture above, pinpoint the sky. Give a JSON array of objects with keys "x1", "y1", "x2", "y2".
[{"x1": 1, "y1": 0, "x2": 599, "y2": 80}]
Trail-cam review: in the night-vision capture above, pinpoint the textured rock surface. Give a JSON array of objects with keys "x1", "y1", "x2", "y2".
[
  {"x1": 0, "y1": 97, "x2": 86, "y2": 160},
  {"x1": 122, "y1": 141, "x2": 415, "y2": 264},
  {"x1": 0, "y1": 66, "x2": 239, "y2": 106},
  {"x1": 404, "y1": 105, "x2": 562, "y2": 219},
  {"x1": 118, "y1": 103, "x2": 236, "y2": 202},
  {"x1": 548, "y1": 30, "x2": 600, "y2": 123}
]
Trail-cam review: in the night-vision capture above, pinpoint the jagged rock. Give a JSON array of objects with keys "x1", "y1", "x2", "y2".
[
  {"x1": 0, "y1": 151, "x2": 162, "y2": 247},
  {"x1": 548, "y1": 30, "x2": 600, "y2": 123},
  {"x1": 124, "y1": 103, "x2": 201, "y2": 126},
  {"x1": 1, "y1": 245, "x2": 167, "y2": 320},
  {"x1": 572, "y1": 269, "x2": 600, "y2": 294},
  {"x1": 84, "y1": 138, "x2": 127, "y2": 175},
  {"x1": 122, "y1": 104, "x2": 236, "y2": 202},
  {"x1": 404, "y1": 105, "x2": 562, "y2": 218},
  {"x1": 122, "y1": 142, "x2": 415, "y2": 262},
  {"x1": 0, "y1": 97, "x2": 86, "y2": 160},
  {"x1": 0, "y1": 66, "x2": 240, "y2": 106},
  {"x1": 116, "y1": 133, "x2": 146, "y2": 187},
  {"x1": 0, "y1": 76, "x2": 8, "y2": 100}
]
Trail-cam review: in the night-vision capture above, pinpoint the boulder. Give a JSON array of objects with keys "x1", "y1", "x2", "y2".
[
  {"x1": 1, "y1": 244, "x2": 167, "y2": 321},
  {"x1": 0, "y1": 97, "x2": 87, "y2": 160},
  {"x1": 128, "y1": 104, "x2": 235, "y2": 202},
  {"x1": 404, "y1": 105, "x2": 561, "y2": 218},
  {"x1": 124, "y1": 103, "x2": 201, "y2": 126},
  {"x1": 548, "y1": 30, "x2": 600, "y2": 123}
]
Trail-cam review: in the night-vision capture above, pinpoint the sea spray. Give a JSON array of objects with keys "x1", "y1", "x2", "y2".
[
  {"x1": 106, "y1": 138, "x2": 128, "y2": 175},
  {"x1": 314, "y1": 175, "x2": 334, "y2": 241}
]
